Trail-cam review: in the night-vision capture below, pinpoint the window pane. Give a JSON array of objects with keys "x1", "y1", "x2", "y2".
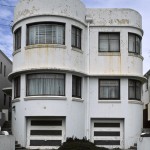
[
  {"x1": 27, "y1": 74, "x2": 65, "y2": 96},
  {"x1": 14, "y1": 76, "x2": 20, "y2": 98},
  {"x1": 99, "y1": 33, "x2": 119, "y2": 52},
  {"x1": 136, "y1": 36, "x2": 141, "y2": 54},
  {"x1": 110, "y1": 40, "x2": 119, "y2": 51},
  {"x1": 28, "y1": 24, "x2": 65, "y2": 45},
  {"x1": 15, "y1": 28, "x2": 21, "y2": 50},
  {"x1": 72, "y1": 76, "x2": 81, "y2": 98},
  {"x1": 129, "y1": 34, "x2": 135, "y2": 52},
  {"x1": 99, "y1": 80, "x2": 119, "y2": 99}
]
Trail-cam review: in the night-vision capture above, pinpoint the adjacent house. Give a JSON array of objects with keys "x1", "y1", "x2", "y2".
[
  {"x1": 0, "y1": 50, "x2": 12, "y2": 127},
  {"x1": 9, "y1": 0, "x2": 146, "y2": 149}
]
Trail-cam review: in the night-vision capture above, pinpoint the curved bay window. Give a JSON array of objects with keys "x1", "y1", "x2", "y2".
[
  {"x1": 128, "y1": 80, "x2": 141, "y2": 100},
  {"x1": 128, "y1": 33, "x2": 141, "y2": 55},
  {"x1": 27, "y1": 23, "x2": 65, "y2": 45},
  {"x1": 27, "y1": 74, "x2": 65, "y2": 96}
]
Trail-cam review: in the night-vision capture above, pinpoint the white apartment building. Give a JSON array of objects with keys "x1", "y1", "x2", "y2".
[{"x1": 9, "y1": 0, "x2": 146, "y2": 149}]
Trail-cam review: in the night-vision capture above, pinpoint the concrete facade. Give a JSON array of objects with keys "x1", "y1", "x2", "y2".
[{"x1": 10, "y1": 0, "x2": 145, "y2": 149}]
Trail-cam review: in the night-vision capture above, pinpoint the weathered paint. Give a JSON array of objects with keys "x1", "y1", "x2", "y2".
[{"x1": 11, "y1": 0, "x2": 145, "y2": 149}]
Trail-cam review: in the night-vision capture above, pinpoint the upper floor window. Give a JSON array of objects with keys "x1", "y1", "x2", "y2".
[
  {"x1": 4, "y1": 65, "x2": 6, "y2": 77},
  {"x1": 129, "y1": 33, "x2": 141, "y2": 55},
  {"x1": 4, "y1": 94, "x2": 6, "y2": 106},
  {"x1": 27, "y1": 23, "x2": 65, "y2": 45},
  {"x1": 14, "y1": 28, "x2": 21, "y2": 50},
  {"x1": 99, "y1": 79, "x2": 120, "y2": 100},
  {"x1": 27, "y1": 74, "x2": 65, "y2": 96},
  {"x1": 72, "y1": 26, "x2": 81, "y2": 49},
  {"x1": 72, "y1": 75, "x2": 82, "y2": 98},
  {"x1": 99, "y1": 33, "x2": 120, "y2": 52},
  {"x1": 129, "y1": 80, "x2": 141, "y2": 100},
  {"x1": 14, "y1": 76, "x2": 20, "y2": 98}
]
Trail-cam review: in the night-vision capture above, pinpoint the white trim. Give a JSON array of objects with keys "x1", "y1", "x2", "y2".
[
  {"x1": 24, "y1": 96, "x2": 67, "y2": 100},
  {"x1": 98, "y1": 100, "x2": 121, "y2": 103},
  {"x1": 72, "y1": 97, "x2": 84, "y2": 102},
  {"x1": 128, "y1": 100, "x2": 144, "y2": 105}
]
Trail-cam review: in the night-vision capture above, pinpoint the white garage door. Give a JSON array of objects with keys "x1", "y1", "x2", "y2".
[
  {"x1": 27, "y1": 118, "x2": 65, "y2": 149},
  {"x1": 91, "y1": 119, "x2": 124, "y2": 149}
]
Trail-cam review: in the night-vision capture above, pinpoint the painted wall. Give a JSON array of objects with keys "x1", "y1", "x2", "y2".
[
  {"x1": 11, "y1": 0, "x2": 145, "y2": 149},
  {"x1": 138, "y1": 137, "x2": 150, "y2": 150}
]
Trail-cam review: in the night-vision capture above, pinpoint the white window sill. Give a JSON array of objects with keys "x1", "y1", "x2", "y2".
[
  {"x1": 12, "y1": 98, "x2": 21, "y2": 103},
  {"x1": 72, "y1": 97, "x2": 84, "y2": 102},
  {"x1": 25, "y1": 44, "x2": 66, "y2": 50},
  {"x1": 24, "y1": 96, "x2": 67, "y2": 101},
  {"x1": 98, "y1": 52, "x2": 120, "y2": 56},
  {"x1": 128, "y1": 53, "x2": 144, "y2": 60},
  {"x1": 12, "y1": 49, "x2": 21, "y2": 56},
  {"x1": 98, "y1": 100, "x2": 121, "y2": 103},
  {"x1": 72, "y1": 47, "x2": 83, "y2": 53},
  {"x1": 128, "y1": 100, "x2": 143, "y2": 105}
]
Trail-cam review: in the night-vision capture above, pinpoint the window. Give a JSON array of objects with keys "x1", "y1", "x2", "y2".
[
  {"x1": 4, "y1": 65, "x2": 6, "y2": 77},
  {"x1": 129, "y1": 33, "x2": 141, "y2": 55},
  {"x1": 14, "y1": 28, "x2": 21, "y2": 50},
  {"x1": 4, "y1": 94, "x2": 6, "y2": 105},
  {"x1": 9, "y1": 97, "x2": 11, "y2": 107},
  {"x1": 0, "y1": 62, "x2": 2, "y2": 74},
  {"x1": 72, "y1": 26, "x2": 81, "y2": 49},
  {"x1": 99, "y1": 80, "x2": 120, "y2": 99},
  {"x1": 99, "y1": 33, "x2": 120, "y2": 52},
  {"x1": 27, "y1": 74, "x2": 65, "y2": 96},
  {"x1": 129, "y1": 80, "x2": 141, "y2": 100},
  {"x1": 27, "y1": 23, "x2": 65, "y2": 45},
  {"x1": 14, "y1": 76, "x2": 20, "y2": 98},
  {"x1": 72, "y1": 75, "x2": 82, "y2": 98}
]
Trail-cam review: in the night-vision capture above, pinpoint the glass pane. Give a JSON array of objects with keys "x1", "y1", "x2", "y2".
[
  {"x1": 39, "y1": 25, "x2": 46, "y2": 44},
  {"x1": 129, "y1": 34, "x2": 135, "y2": 52},
  {"x1": 100, "y1": 87, "x2": 109, "y2": 98},
  {"x1": 99, "y1": 34, "x2": 109, "y2": 40},
  {"x1": 110, "y1": 40, "x2": 119, "y2": 51},
  {"x1": 99, "y1": 40, "x2": 109, "y2": 51},
  {"x1": 136, "y1": 36, "x2": 141, "y2": 54},
  {"x1": 109, "y1": 34, "x2": 119, "y2": 40}
]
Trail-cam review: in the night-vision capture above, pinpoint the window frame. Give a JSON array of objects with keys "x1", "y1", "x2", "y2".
[
  {"x1": 0, "y1": 62, "x2": 2, "y2": 74},
  {"x1": 14, "y1": 27, "x2": 21, "y2": 51},
  {"x1": 14, "y1": 76, "x2": 21, "y2": 98},
  {"x1": 128, "y1": 33, "x2": 142, "y2": 55},
  {"x1": 98, "y1": 32, "x2": 120, "y2": 52},
  {"x1": 99, "y1": 79, "x2": 120, "y2": 100},
  {"x1": 27, "y1": 22, "x2": 65, "y2": 46},
  {"x1": 26, "y1": 73, "x2": 65, "y2": 96},
  {"x1": 128, "y1": 79, "x2": 141, "y2": 100},
  {"x1": 71, "y1": 26, "x2": 82, "y2": 49},
  {"x1": 72, "y1": 75, "x2": 82, "y2": 98}
]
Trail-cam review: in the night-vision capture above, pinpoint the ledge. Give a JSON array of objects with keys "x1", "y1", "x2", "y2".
[
  {"x1": 12, "y1": 98, "x2": 21, "y2": 103},
  {"x1": 25, "y1": 44, "x2": 66, "y2": 50},
  {"x1": 72, "y1": 47, "x2": 83, "y2": 54},
  {"x1": 98, "y1": 100, "x2": 121, "y2": 103},
  {"x1": 128, "y1": 100, "x2": 144, "y2": 105},
  {"x1": 128, "y1": 53, "x2": 144, "y2": 60},
  {"x1": 12, "y1": 49, "x2": 21, "y2": 56},
  {"x1": 98, "y1": 52, "x2": 120, "y2": 56},
  {"x1": 24, "y1": 96, "x2": 67, "y2": 101},
  {"x1": 72, "y1": 97, "x2": 84, "y2": 102}
]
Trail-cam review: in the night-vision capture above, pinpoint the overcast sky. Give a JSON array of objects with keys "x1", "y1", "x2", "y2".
[{"x1": 0, "y1": 0, "x2": 149, "y2": 74}]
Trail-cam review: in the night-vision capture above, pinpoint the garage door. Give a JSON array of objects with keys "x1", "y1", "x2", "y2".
[
  {"x1": 91, "y1": 119, "x2": 124, "y2": 149},
  {"x1": 27, "y1": 118, "x2": 65, "y2": 149}
]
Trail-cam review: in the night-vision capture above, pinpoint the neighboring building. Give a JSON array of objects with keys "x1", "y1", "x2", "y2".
[
  {"x1": 10, "y1": 0, "x2": 146, "y2": 149},
  {"x1": 143, "y1": 70, "x2": 150, "y2": 128},
  {"x1": 0, "y1": 50, "x2": 12, "y2": 123}
]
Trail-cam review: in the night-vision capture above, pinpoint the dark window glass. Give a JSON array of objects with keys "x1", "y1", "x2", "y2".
[
  {"x1": 9, "y1": 97, "x2": 11, "y2": 107},
  {"x1": 72, "y1": 26, "x2": 81, "y2": 49},
  {"x1": 129, "y1": 80, "x2": 141, "y2": 100},
  {"x1": 27, "y1": 24, "x2": 65, "y2": 45},
  {"x1": 4, "y1": 94, "x2": 6, "y2": 105},
  {"x1": 14, "y1": 76, "x2": 20, "y2": 98},
  {"x1": 0, "y1": 62, "x2": 2, "y2": 74},
  {"x1": 99, "y1": 33, "x2": 120, "y2": 52},
  {"x1": 99, "y1": 80, "x2": 120, "y2": 99},
  {"x1": 129, "y1": 33, "x2": 141, "y2": 55},
  {"x1": 15, "y1": 28, "x2": 21, "y2": 50},
  {"x1": 72, "y1": 75, "x2": 82, "y2": 98},
  {"x1": 4, "y1": 65, "x2": 6, "y2": 77},
  {"x1": 27, "y1": 74, "x2": 65, "y2": 96}
]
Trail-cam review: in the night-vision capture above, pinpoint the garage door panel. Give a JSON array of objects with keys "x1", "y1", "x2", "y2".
[
  {"x1": 27, "y1": 118, "x2": 65, "y2": 149},
  {"x1": 91, "y1": 119, "x2": 124, "y2": 149}
]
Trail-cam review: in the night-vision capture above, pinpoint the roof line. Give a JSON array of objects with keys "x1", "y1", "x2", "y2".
[{"x1": 0, "y1": 50, "x2": 12, "y2": 64}]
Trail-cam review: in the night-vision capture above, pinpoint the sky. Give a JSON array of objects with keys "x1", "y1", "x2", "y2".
[{"x1": 0, "y1": 0, "x2": 149, "y2": 74}]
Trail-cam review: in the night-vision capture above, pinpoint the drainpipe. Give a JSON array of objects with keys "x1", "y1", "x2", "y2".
[{"x1": 85, "y1": 16, "x2": 93, "y2": 140}]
